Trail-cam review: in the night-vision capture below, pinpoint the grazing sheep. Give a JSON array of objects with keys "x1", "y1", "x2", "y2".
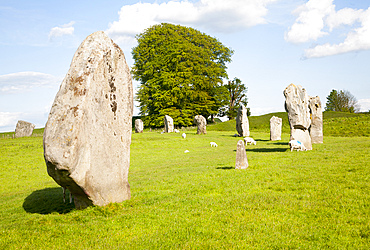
[
  {"x1": 289, "y1": 140, "x2": 307, "y2": 152},
  {"x1": 182, "y1": 133, "x2": 186, "y2": 139},
  {"x1": 244, "y1": 137, "x2": 256, "y2": 145},
  {"x1": 184, "y1": 150, "x2": 190, "y2": 153},
  {"x1": 210, "y1": 142, "x2": 218, "y2": 147},
  {"x1": 174, "y1": 129, "x2": 180, "y2": 133}
]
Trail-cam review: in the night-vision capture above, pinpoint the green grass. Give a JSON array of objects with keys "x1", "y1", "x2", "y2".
[{"x1": 0, "y1": 113, "x2": 369, "y2": 249}]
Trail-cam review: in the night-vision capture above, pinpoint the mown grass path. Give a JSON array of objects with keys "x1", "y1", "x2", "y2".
[{"x1": 0, "y1": 130, "x2": 369, "y2": 249}]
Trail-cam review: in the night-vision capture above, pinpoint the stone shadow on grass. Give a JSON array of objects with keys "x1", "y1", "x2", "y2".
[
  {"x1": 245, "y1": 148, "x2": 288, "y2": 153},
  {"x1": 216, "y1": 166, "x2": 234, "y2": 170},
  {"x1": 268, "y1": 142, "x2": 288, "y2": 146},
  {"x1": 23, "y1": 187, "x2": 75, "y2": 214}
]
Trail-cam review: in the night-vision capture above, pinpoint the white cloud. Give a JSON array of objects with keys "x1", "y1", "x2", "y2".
[
  {"x1": 0, "y1": 71, "x2": 61, "y2": 94},
  {"x1": 48, "y1": 21, "x2": 75, "y2": 41},
  {"x1": 285, "y1": 0, "x2": 334, "y2": 43},
  {"x1": 106, "y1": 0, "x2": 277, "y2": 45},
  {"x1": 0, "y1": 112, "x2": 20, "y2": 128},
  {"x1": 304, "y1": 8, "x2": 370, "y2": 58},
  {"x1": 358, "y1": 99, "x2": 370, "y2": 112},
  {"x1": 286, "y1": 0, "x2": 370, "y2": 58}
]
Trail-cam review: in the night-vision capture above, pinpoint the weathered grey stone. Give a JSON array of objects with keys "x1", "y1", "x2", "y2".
[
  {"x1": 135, "y1": 119, "x2": 144, "y2": 133},
  {"x1": 283, "y1": 84, "x2": 312, "y2": 150},
  {"x1": 309, "y1": 96, "x2": 323, "y2": 143},
  {"x1": 43, "y1": 31, "x2": 133, "y2": 209},
  {"x1": 270, "y1": 116, "x2": 282, "y2": 141},
  {"x1": 15, "y1": 120, "x2": 35, "y2": 138},
  {"x1": 164, "y1": 115, "x2": 174, "y2": 133},
  {"x1": 235, "y1": 140, "x2": 248, "y2": 169},
  {"x1": 194, "y1": 115, "x2": 207, "y2": 135},
  {"x1": 236, "y1": 104, "x2": 250, "y2": 137}
]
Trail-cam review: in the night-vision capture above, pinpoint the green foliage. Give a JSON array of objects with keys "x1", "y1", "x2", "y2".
[
  {"x1": 219, "y1": 77, "x2": 250, "y2": 119},
  {"x1": 325, "y1": 89, "x2": 359, "y2": 113},
  {"x1": 132, "y1": 23, "x2": 233, "y2": 128},
  {"x1": 1, "y1": 131, "x2": 370, "y2": 249}
]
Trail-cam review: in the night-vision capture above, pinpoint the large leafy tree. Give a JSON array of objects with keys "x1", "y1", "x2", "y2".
[
  {"x1": 132, "y1": 23, "x2": 233, "y2": 127},
  {"x1": 325, "y1": 89, "x2": 359, "y2": 113},
  {"x1": 219, "y1": 77, "x2": 250, "y2": 120}
]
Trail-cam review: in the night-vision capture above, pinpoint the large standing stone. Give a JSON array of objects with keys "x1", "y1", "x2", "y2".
[
  {"x1": 15, "y1": 120, "x2": 35, "y2": 138},
  {"x1": 236, "y1": 104, "x2": 250, "y2": 137},
  {"x1": 194, "y1": 115, "x2": 207, "y2": 135},
  {"x1": 135, "y1": 119, "x2": 144, "y2": 133},
  {"x1": 283, "y1": 84, "x2": 312, "y2": 150},
  {"x1": 235, "y1": 140, "x2": 248, "y2": 169},
  {"x1": 164, "y1": 115, "x2": 174, "y2": 133},
  {"x1": 43, "y1": 31, "x2": 133, "y2": 208},
  {"x1": 309, "y1": 96, "x2": 323, "y2": 143},
  {"x1": 270, "y1": 116, "x2": 282, "y2": 141}
]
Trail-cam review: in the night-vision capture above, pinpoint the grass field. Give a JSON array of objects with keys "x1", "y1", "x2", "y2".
[{"x1": 0, "y1": 112, "x2": 369, "y2": 249}]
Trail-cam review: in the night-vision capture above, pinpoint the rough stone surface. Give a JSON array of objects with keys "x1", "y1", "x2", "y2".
[
  {"x1": 15, "y1": 120, "x2": 35, "y2": 138},
  {"x1": 284, "y1": 84, "x2": 312, "y2": 150},
  {"x1": 135, "y1": 119, "x2": 144, "y2": 133},
  {"x1": 309, "y1": 96, "x2": 323, "y2": 143},
  {"x1": 236, "y1": 105, "x2": 250, "y2": 137},
  {"x1": 43, "y1": 31, "x2": 133, "y2": 209},
  {"x1": 194, "y1": 115, "x2": 207, "y2": 135},
  {"x1": 164, "y1": 115, "x2": 174, "y2": 133},
  {"x1": 235, "y1": 140, "x2": 248, "y2": 169},
  {"x1": 270, "y1": 116, "x2": 282, "y2": 141}
]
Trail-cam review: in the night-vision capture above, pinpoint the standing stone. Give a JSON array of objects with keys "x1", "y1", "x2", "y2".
[
  {"x1": 15, "y1": 120, "x2": 35, "y2": 138},
  {"x1": 194, "y1": 115, "x2": 207, "y2": 135},
  {"x1": 235, "y1": 140, "x2": 248, "y2": 169},
  {"x1": 135, "y1": 119, "x2": 144, "y2": 133},
  {"x1": 270, "y1": 116, "x2": 282, "y2": 141},
  {"x1": 283, "y1": 84, "x2": 312, "y2": 150},
  {"x1": 309, "y1": 96, "x2": 323, "y2": 143},
  {"x1": 43, "y1": 31, "x2": 133, "y2": 208},
  {"x1": 236, "y1": 104, "x2": 250, "y2": 137},
  {"x1": 164, "y1": 115, "x2": 174, "y2": 133}
]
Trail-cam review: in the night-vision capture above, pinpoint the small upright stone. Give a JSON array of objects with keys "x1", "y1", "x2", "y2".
[
  {"x1": 235, "y1": 140, "x2": 248, "y2": 169},
  {"x1": 164, "y1": 115, "x2": 174, "y2": 133},
  {"x1": 284, "y1": 84, "x2": 312, "y2": 150},
  {"x1": 194, "y1": 115, "x2": 207, "y2": 135},
  {"x1": 15, "y1": 120, "x2": 35, "y2": 138},
  {"x1": 135, "y1": 119, "x2": 144, "y2": 133},
  {"x1": 43, "y1": 31, "x2": 133, "y2": 208},
  {"x1": 236, "y1": 104, "x2": 250, "y2": 137},
  {"x1": 309, "y1": 96, "x2": 323, "y2": 143},
  {"x1": 270, "y1": 116, "x2": 282, "y2": 141}
]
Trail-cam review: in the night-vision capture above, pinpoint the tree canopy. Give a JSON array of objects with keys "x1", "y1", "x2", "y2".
[
  {"x1": 325, "y1": 89, "x2": 359, "y2": 113},
  {"x1": 219, "y1": 77, "x2": 250, "y2": 120},
  {"x1": 131, "y1": 23, "x2": 233, "y2": 127}
]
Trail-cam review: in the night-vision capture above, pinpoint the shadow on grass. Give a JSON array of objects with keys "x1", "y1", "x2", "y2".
[
  {"x1": 23, "y1": 187, "x2": 75, "y2": 214},
  {"x1": 216, "y1": 166, "x2": 234, "y2": 170},
  {"x1": 245, "y1": 148, "x2": 288, "y2": 153},
  {"x1": 268, "y1": 142, "x2": 288, "y2": 145},
  {"x1": 255, "y1": 139, "x2": 269, "y2": 142}
]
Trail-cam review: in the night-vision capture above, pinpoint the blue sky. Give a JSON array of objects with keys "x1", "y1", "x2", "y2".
[{"x1": 1, "y1": 0, "x2": 369, "y2": 132}]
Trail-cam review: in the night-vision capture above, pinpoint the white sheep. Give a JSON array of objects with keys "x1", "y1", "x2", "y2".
[
  {"x1": 182, "y1": 133, "x2": 186, "y2": 139},
  {"x1": 289, "y1": 140, "x2": 307, "y2": 152},
  {"x1": 244, "y1": 137, "x2": 256, "y2": 145},
  {"x1": 210, "y1": 142, "x2": 218, "y2": 147},
  {"x1": 174, "y1": 129, "x2": 180, "y2": 133}
]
